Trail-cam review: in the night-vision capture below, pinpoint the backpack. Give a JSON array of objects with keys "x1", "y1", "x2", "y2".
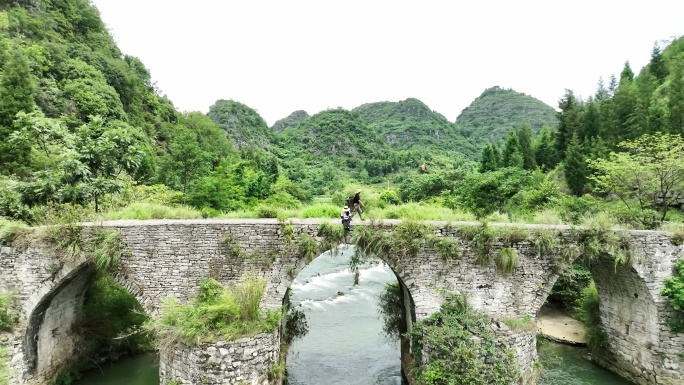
[{"x1": 346, "y1": 196, "x2": 354, "y2": 207}]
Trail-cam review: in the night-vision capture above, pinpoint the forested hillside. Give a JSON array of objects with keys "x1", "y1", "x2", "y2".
[{"x1": 455, "y1": 86, "x2": 558, "y2": 143}]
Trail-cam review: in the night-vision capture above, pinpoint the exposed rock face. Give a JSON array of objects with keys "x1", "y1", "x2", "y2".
[{"x1": 271, "y1": 110, "x2": 309, "y2": 132}]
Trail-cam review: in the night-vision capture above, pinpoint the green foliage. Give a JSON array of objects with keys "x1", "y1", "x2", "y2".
[
  {"x1": 455, "y1": 86, "x2": 558, "y2": 145},
  {"x1": 428, "y1": 236, "x2": 460, "y2": 262},
  {"x1": 377, "y1": 282, "x2": 404, "y2": 340},
  {"x1": 502, "y1": 315, "x2": 535, "y2": 332},
  {"x1": 0, "y1": 291, "x2": 17, "y2": 331},
  {"x1": 147, "y1": 276, "x2": 280, "y2": 347},
  {"x1": 219, "y1": 234, "x2": 245, "y2": 259},
  {"x1": 300, "y1": 204, "x2": 339, "y2": 219},
  {"x1": 103, "y1": 203, "x2": 203, "y2": 220},
  {"x1": 406, "y1": 292, "x2": 519, "y2": 385},
  {"x1": 460, "y1": 222, "x2": 496, "y2": 267},
  {"x1": 317, "y1": 221, "x2": 346, "y2": 252},
  {"x1": 589, "y1": 133, "x2": 684, "y2": 228},
  {"x1": 378, "y1": 189, "x2": 400, "y2": 205},
  {"x1": 530, "y1": 229, "x2": 558, "y2": 257},
  {"x1": 79, "y1": 275, "x2": 152, "y2": 361},
  {"x1": 548, "y1": 263, "x2": 592, "y2": 307},
  {"x1": 298, "y1": 234, "x2": 318, "y2": 262},
  {"x1": 661, "y1": 259, "x2": 684, "y2": 332},
  {"x1": 455, "y1": 167, "x2": 531, "y2": 218},
  {"x1": 84, "y1": 228, "x2": 125, "y2": 272},
  {"x1": 574, "y1": 282, "x2": 607, "y2": 354},
  {"x1": 0, "y1": 216, "x2": 29, "y2": 245},
  {"x1": 496, "y1": 247, "x2": 519, "y2": 276},
  {"x1": 573, "y1": 219, "x2": 633, "y2": 268},
  {"x1": 671, "y1": 231, "x2": 684, "y2": 246}
]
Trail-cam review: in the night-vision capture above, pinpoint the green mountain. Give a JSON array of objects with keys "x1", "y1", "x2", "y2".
[
  {"x1": 278, "y1": 108, "x2": 386, "y2": 161},
  {"x1": 207, "y1": 99, "x2": 273, "y2": 148},
  {"x1": 455, "y1": 86, "x2": 558, "y2": 144},
  {"x1": 271, "y1": 110, "x2": 309, "y2": 132},
  {"x1": 353, "y1": 98, "x2": 478, "y2": 158}
]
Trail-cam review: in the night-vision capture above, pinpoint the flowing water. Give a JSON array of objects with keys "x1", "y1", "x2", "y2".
[{"x1": 74, "y1": 245, "x2": 635, "y2": 385}]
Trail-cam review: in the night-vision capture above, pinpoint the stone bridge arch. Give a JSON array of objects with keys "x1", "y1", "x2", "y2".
[{"x1": 2, "y1": 219, "x2": 682, "y2": 385}]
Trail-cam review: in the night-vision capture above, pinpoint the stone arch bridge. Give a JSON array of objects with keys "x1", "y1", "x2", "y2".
[{"x1": 0, "y1": 219, "x2": 682, "y2": 385}]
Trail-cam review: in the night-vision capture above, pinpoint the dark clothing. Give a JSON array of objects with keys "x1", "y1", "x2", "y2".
[{"x1": 352, "y1": 193, "x2": 361, "y2": 204}]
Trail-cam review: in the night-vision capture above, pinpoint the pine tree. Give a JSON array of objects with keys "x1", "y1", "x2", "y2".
[
  {"x1": 668, "y1": 62, "x2": 684, "y2": 135},
  {"x1": 564, "y1": 134, "x2": 588, "y2": 196},
  {"x1": 535, "y1": 126, "x2": 557, "y2": 171},
  {"x1": 649, "y1": 42, "x2": 668, "y2": 83},
  {"x1": 517, "y1": 123, "x2": 536, "y2": 170},
  {"x1": 595, "y1": 77, "x2": 609, "y2": 101},
  {"x1": 479, "y1": 143, "x2": 499, "y2": 173},
  {"x1": 608, "y1": 74, "x2": 618, "y2": 96},
  {"x1": 581, "y1": 101, "x2": 601, "y2": 140},
  {"x1": 501, "y1": 130, "x2": 523, "y2": 168},
  {"x1": 556, "y1": 90, "x2": 583, "y2": 158},
  {"x1": 0, "y1": 47, "x2": 35, "y2": 175},
  {"x1": 620, "y1": 61, "x2": 634, "y2": 83}
]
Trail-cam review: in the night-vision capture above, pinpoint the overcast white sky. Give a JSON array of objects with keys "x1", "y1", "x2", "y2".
[{"x1": 91, "y1": 0, "x2": 683, "y2": 127}]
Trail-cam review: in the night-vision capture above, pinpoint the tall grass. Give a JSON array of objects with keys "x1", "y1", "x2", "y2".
[
  {"x1": 0, "y1": 217, "x2": 28, "y2": 245},
  {"x1": 575, "y1": 282, "x2": 607, "y2": 354},
  {"x1": 147, "y1": 275, "x2": 280, "y2": 348},
  {"x1": 496, "y1": 247, "x2": 519, "y2": 276},
  {"x1": 103, "y1": 203, "x2": 203, "y2": 220}
]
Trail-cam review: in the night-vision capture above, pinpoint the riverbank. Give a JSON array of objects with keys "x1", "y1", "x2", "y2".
[{"x1": 537, "y1": 306, "x2": 586, "y2": 345}]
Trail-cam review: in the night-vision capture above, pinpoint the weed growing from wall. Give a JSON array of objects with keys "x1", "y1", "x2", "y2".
[
  {"x1": 219, "y1": 234, "x2": 246, "y2": 259},
  {"x1": 298, "y1": 234, "x2": 318, "y2": 262},
  {"x1": 85, "y1": 228, "x2": 125, "y2": 272},
  {"x1": 671, "y1": 231, "x2": 684, "y2": 246},
  {"x1": 405, "y1": 292, "x2": 518, "y2": 385},
  {"x1": 496, "y1": 247, "x2": 519, "y2": 276},
  {"x1": 0, "y1": 292, "x2": 16, "y2": 332}
]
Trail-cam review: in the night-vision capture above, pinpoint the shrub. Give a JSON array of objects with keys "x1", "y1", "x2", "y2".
[
  {"x1": 147, "y1": 275, "x2": 281, "y2": 347},
  {"x1": 406, "y1": 292, "x2": 518, "y2": 385},
  {"x1": 548, "y1": 262, "x2": 592, "y2": 308},
  {"x1": 255, "y1": 205, "x2": 280, "y2": 219},
  {"x1": 378, "y1": 189, "x2": 401, "y2": 205}
]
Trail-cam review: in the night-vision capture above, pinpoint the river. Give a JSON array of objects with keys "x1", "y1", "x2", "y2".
[{"x1": 75, "y1": 246, "x2": 635, "y2": 385}]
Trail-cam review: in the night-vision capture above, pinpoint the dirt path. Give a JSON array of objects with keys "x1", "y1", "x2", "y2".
[{"x1": 537, "y1": 306, "x2": 586, "y2": 345}]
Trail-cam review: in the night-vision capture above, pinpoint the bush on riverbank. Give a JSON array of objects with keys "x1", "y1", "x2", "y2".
[
  {"x1": 406, "y1": 292, "x2": 518, "y2": 385},
  {"x1": 148, "y1": 276, "x2": 281, "y2": 348}
]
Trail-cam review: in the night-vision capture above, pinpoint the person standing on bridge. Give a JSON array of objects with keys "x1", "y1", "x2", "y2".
[
  {"x1": 341, "y1": 205, "x2": 352, "y2": 231},
  {"x1": 350, "y1": 189, "x2": 364, "y2": 220}
]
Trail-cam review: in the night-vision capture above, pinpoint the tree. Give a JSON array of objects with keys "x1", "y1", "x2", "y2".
[
  {"x1": 556, "y1": 90, "x2": 583, "y2": 158},
  {"x1": 649, "y1": 42, "x2": 668, "y2": 83},
  {"x1": 158, "y1": 127, "x2": 211, "y2": 196},
  {"x1": 534, "y1": 126, "x2": 557, "y2": 171},
  {"x1": 0, "y1": 47, "x2": 35, "y2": 175},
  {"x1": 517, "y1": 124, "x2": 535, "y2": 170},
  {"x1": 589, "y1": 133, "x2": 684, "y2": 228},
  {"x1": 501, "y1": 130, "x2": 523, "y2": 168},
  {"x1": 668, "y1": 62, "x2": 684, "y2": 135},
  {"x1": 479, "y1": 142, "x2": 499, "y2": 173},
  {"x1": 13, "y1": 113, "x2": 144, "y2": 211},
  {"x1": 564, "y1": 134, "x2": 588, "y2": 196}
]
